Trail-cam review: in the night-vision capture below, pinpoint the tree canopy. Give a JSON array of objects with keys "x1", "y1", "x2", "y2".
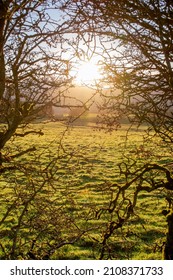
[
  {"x1": 65, "y1": 0, "x2": 173, "y2": 138},
  {"x1": 0, "y1": 0, "x2": 75, "y2": 154}
]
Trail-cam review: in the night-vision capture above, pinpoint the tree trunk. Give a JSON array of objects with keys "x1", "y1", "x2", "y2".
[
  {"x1": 163, "y1": 212, "x2": 173, "y2": 260},
  {"x1": 0, "y1": 0, "x2": 6, "y2": 99}
]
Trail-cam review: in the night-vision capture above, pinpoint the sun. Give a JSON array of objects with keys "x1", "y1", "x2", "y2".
[{"x1": 74, "y1": 60, "x2": 101, "y2": 86}]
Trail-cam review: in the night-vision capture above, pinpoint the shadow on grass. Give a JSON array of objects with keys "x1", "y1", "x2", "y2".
[{"x1": 140, "y1": 229, "x2": 165, "y2": 242}]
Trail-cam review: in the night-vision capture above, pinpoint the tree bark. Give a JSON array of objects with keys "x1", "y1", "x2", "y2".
[
  {"x1": 163, "y1": 212, "x2": 173, "y2": 260},
  {"x1": 0, "y1": 0, "x2": 7, "y2": 99}
]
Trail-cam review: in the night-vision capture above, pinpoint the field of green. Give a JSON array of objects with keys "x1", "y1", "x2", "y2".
[{"x1": 0, "y1": 122, "x2": 172, "y2": 259}]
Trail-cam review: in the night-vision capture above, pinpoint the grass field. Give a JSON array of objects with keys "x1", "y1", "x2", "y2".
[{"x1": 0, "y1": 122, "x2": 172, "y2": 259}]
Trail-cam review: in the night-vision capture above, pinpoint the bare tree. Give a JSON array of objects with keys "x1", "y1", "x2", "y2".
[
  {"x1": 0, "y1": 0, "x2": 94, "y2": 259},
  {"x1": 62, "y1": 0, "x2": 173, "y2": 259},
  {"x1": 65, "y1": 0, "x2": 173, "y2": 133},
  {"x1": 0, "y1": 0, "x2": 76, "y2": 163}
]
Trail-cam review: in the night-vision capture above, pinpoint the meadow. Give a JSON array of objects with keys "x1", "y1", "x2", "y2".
[{"x1": 0, "y1": 121, "x2": 172, "y2": 259}]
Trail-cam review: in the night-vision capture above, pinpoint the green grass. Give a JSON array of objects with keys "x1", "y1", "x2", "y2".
[{"x1": 0, "y1": 122, "x2": 172, "y2": 259}]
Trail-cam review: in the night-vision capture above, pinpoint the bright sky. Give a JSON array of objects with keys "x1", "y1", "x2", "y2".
[
  {"x1": 72, "y1": 59, "x2": 103, "y2": 86},
  {"x1": 48, "y1": 7, "x2": 106, "y2": 87}
]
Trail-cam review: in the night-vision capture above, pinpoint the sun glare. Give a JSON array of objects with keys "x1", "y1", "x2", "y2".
[{"x1": 74, "y1": 60, "x2": 101, "y2": 86}]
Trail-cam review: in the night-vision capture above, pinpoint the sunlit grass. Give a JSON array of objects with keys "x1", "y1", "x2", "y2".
[{"x1": 0, "y1": 122, "x2": 171, "y2": 259}]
